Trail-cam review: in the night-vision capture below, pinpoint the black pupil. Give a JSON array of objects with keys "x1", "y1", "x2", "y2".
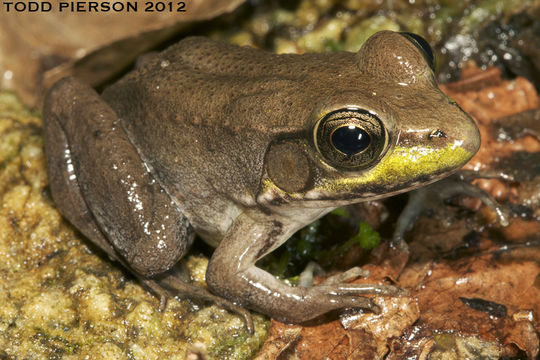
[{"x1": 331, "y1": 125, "x2": 370, "y2": 156}]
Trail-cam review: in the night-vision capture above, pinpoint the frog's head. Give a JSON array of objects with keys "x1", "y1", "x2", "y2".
[{"x1": 258, "y1": 31, "x2": 480, "y2": 209}]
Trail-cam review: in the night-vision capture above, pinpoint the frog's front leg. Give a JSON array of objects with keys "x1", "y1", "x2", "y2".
[{"x1": 206, "y1": 213, "x2": 405, "y2": 323}]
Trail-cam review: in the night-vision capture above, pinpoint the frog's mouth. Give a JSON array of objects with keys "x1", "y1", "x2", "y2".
[
  {"x1": 258, "y1": 141, "x2": 477, "y2": 208},
  {"x1": 305, "y1": 165, "x2": 462, "y2": 206},
  {"x1": 318, "y1": 141, "x2": 475, "y2": 193}
]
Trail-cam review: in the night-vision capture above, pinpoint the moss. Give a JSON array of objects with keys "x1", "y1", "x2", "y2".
[
  {"x1": 431, "y1": 333, "x2": 501, "y2": 359},
  {"x1": 0, "y1": 92, "x2": 268, "y2": 359},
  {"x1": 344, "y1": 16, "x2": 401, "y2": 52}
]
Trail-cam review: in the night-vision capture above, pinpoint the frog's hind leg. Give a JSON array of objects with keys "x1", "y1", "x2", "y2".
[
  {"x1": 43, "y1": 77, "x2": 196, "y2": 276},
  {"x1": 44, "y1": 113, "x2": 172, "y2": 306},
  {"x1": 43, "y1": 78, "x2": 254, "y2": 331},
  {"x1": 44, "y1": 77, "x2": 256, "y2": 331},
  {"x1": 43, "y1": 79, "x2": 119, "y2": 261}
]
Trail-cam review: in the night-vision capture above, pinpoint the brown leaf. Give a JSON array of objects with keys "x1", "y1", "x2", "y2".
[
  {"x1": 253, "y1": 321, "x2": 302, "y2": 360},
  {"x1": 442, "y1": 63, "x2": 540, "y2": 238},
  {"x1": 506, "y1": 313, "x2": 540, "y2": 359},
  {"x1": 340, "y1": 296, "x2": 420, "y2": 358},
  {"x1": 400, "y1": 250, "x2": 540, "y2": 355},
  {"x1": 294, "y1": 321, "x2": 378, "y2": 360},
  {"x1": 387, "y1": 326, "x2": 435, "y2": 360},
  {"x1": 0, "y1": 0, "x2": 247, "y2": 106},
  {"x1": 262, "y1": 248, "x2": 416, "y2": 360},
  {"x1": 441, "y1": 63, "x2": 540, "y2": 174}
]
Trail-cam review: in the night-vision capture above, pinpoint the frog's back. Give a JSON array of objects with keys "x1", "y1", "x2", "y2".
[
  {"x1": 104, "y1": 37, "x2": 359, "y2": 131},
  {"x1": 170, "y1": 36, "x2": 349, "y2": 80},
  {"x1": 101, "y1": 38, "x2": 358, "y2": 242},
  {"x1": 100, "y1": 38, "x2": 356, "y2": 207}
]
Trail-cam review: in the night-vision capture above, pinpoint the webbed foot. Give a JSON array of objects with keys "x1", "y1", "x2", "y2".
[{"x1": 140, "y1": 273, "x2": 255, "y2": 334}]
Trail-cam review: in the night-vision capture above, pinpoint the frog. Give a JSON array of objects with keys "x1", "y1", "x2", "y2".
[{"x1": 42, "y1": 31, "x2": 480, "y2": 332}]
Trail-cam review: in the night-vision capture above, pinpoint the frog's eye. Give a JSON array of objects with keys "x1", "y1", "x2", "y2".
[
  {"x1": 314, "y1": 109, "x2": 387, "y2": 170},
  {"x1": 399, "y1": 32, "x2": 435, "y2": 72}
]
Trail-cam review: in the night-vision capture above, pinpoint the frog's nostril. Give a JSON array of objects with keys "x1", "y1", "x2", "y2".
[{"x1": 428, "y1": 129, "x2": 446, "y2": 139}]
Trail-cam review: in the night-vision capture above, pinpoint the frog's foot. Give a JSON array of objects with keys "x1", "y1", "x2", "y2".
[
  {"x1": 316, "y1": 282, "x2": 407, "y2": 297},
  {"x1": 143, "y1": 273, "x2": 255, "y2": 334},
  {"x1": 139, "y1": 277, "x2": 170, "y2": 311},
  {"x1": 295, "y1": 263, "x2": 407, "y2": 317},
  {"x1": 392, "y1": 172, "x2": 510, "y2": 252},
  {"x1": 278, "y1": 280, "x2": 407, "y2": 321},
  {"x1": 305, "y1": 284, "x2": 382, "y2": 314}
]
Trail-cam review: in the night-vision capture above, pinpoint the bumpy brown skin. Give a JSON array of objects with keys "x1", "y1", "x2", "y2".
[{"x1": 43, "y1": 31, "x2": 479, "y2": 328}]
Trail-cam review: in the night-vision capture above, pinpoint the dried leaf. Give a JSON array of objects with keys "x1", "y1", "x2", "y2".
[
  {"x1": 253, "y1": 321, "x2": 302, "y2": 360},
  {"x1": 295, "y1": 321, "x2": 378, "y2": 360},
  {"x1": 506, "y1": 313, "x2": 540, "y2": 359},
  {"x1": 341, "y1": 296, "x2": 419, "y2": 358},
  {"x1": 441, "y1": 64, "x2": 540, "y2": 173}
]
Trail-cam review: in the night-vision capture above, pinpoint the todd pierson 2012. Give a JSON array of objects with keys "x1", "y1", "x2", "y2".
[{"x1": 1, "y1": 1, "x2": 186, "y2": 12}]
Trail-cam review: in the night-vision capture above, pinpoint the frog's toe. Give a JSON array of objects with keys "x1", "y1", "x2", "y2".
[
  {"x1": 321, "y1": 266, "x2": 370, "y2": 285},
  {"x1": 300, "y1": 265, "x2": 371, "y2": 288},
  {"x1": 297, "y1": 261, "x2": 325, "y2": 287},
  {"x1": 138, "y1": 274, "x2": 255, "y2": 333},
  {"x1": 393, "y1": 172, "x2": 510, "y2": 251},
  {"x1": 323, "y1": 282, "x2": 408, "y2": 297},
  {"x1": 138, "y1": 277, "x2": 170, "y2": 311},
  {"x1": 335, "y1": 295, "x2": 380, "y2": 313},
  {"x1": 308, "y1": 283, "x2": 408, "y2": 317}
]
